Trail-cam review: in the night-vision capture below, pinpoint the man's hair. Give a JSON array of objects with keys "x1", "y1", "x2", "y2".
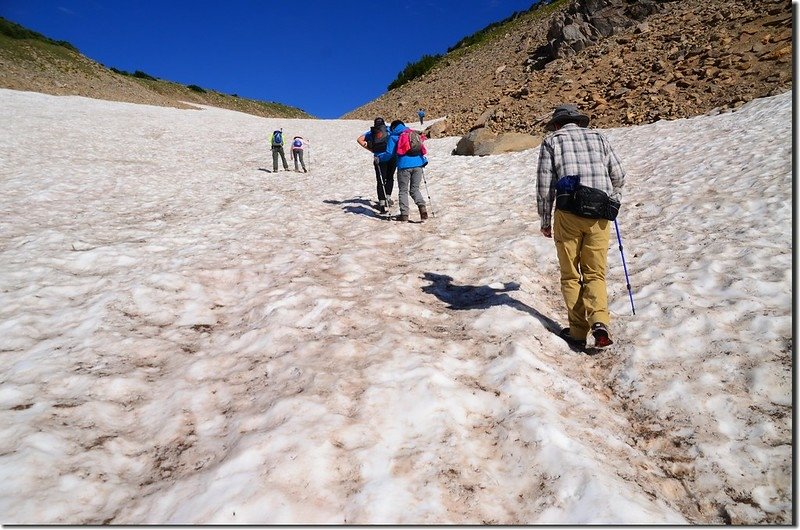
[
  {"x1": 390, "y1": 119, "x2": 404, "y2": 129},
  {"x1": 374, "y1": 117, "x2": 385, "y2": 126}
]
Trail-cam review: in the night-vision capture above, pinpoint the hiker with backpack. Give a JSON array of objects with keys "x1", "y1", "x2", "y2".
[
  {"x1": 357, "y1": 117, "x2": 396, "y2": 214},
  {"x1": 536, "y1": 104, "x2": 626, "y2": 351},
  {"x1": 270, "y1": 129, "x2": 289, "y2": 172},
  {"x1": 377, "y1": 120, "x2": 428, "y2": 223},
  {"x1": 290, "y1": 135, "x2": 308, "y2": 173},
  {"x1": 418, "y1": 109, "x2": 425, "y2": 125}
]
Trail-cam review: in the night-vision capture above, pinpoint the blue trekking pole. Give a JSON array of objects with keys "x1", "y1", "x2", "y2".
[{"x1": 614, "y1": 219, "x2": 635, "y2": 315}]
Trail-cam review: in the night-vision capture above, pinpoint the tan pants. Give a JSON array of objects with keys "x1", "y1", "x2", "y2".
[{"x1": 553, "y1": 209, "x2": 611, "y2": 341}]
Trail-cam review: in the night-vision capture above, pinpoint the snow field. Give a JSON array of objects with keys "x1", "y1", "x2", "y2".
[{"x1": 0, "y1": 88, "x2": 791, "y2": 524}]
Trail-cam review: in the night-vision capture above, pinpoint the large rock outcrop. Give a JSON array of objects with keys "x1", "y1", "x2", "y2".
[
  {"x1": 345, "y1": 0, "x2": 791, "y2": 137},
  {"x1": 528, "y1": 0, "x2": 663, "y2": 69},
  {"x1": 453, "y1": 128, "x2": 541, "y2": 156}
]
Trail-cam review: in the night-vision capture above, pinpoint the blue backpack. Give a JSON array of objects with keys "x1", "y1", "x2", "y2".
[
  {"x1": 292, "y1": 138, "x2": 303, "y2": 148},
  {"x1": 272, "y1": 131, "x2": 283, "y2": 146}
]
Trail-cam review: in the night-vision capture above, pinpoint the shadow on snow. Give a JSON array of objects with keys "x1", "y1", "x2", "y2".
[
  {"x1": 420, "y1": 272, "x2": 576, "y2": 350},
  {"x1": 324, "y1": 198, "x2": 387, "y2": 220}
]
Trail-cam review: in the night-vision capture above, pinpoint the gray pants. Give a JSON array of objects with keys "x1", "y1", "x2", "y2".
[
  {"x1": 397, "y1": 167, "x2": 426, "y2": 215},
  {"x1": 272, "y1": 146, "x2": 288, "y2": 171},
  {"x1": 292, "y1": 149, "x2": 306, "y2": 171}
]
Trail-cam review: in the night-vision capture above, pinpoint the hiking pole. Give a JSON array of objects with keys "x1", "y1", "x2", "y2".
[
  {"x1": 614, "y1": 219, "x2": 635, "y2": 315},
  {"x1": 421, "y1": 171, "x2": 435, "y2": 217},
  {"x1": 375, "y1": 158, "x2": 390, "y2": 216}
]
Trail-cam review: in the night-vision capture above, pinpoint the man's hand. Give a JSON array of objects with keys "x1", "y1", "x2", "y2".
[{"x1": 541, "y1": 226, "x2": 552, "y2": 238}]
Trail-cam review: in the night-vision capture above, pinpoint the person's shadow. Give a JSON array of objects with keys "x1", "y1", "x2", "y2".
[
  {"x1": 421, "y1": 272, "x2": 572, "y2": 349},
  {"x1": 324, "y1": 198, "x2": 387, "y2": 220}
]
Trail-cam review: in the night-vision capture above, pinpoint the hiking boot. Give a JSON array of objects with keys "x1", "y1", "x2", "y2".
[
  {"x1": 559, "y1": 327, "x2": 586, "y2": 348},
  {"x1": 394, "y1": 214, "x2": 409, "y2": 222},
  {"x1": 418, "y1": 205, "x2": 428, "y2": 220},
  {"x1": 378, "y1": 204, "x2": 387, "y2": 214},
  {"x1": 388, "y1": 198, "x2": 394, "y2": 206},
  {"x1": 591, "y1": 322, "x2": 613, "y2": 349}
]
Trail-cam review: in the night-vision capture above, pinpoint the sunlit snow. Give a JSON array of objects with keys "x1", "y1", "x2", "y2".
[{"x1": 0, "y1": 88, "x2": 791, "y2": 524}]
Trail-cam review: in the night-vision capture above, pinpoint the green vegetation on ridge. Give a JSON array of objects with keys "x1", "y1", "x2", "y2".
[
  {"x1": 387, "y1": 54, "x2": 443, "y2": 91},
  {"x1": 0, "y1": 16, "x2": 80, "y2": 53},
  {"x1": 0, "y1": 16, "x2": 312, "y2": 118},
  {"x1": 386, "y1": 0, "x2": 565, "y2": 90}
]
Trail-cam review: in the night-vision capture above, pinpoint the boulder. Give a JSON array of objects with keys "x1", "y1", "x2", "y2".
[
  {"x1": 454, "y1": 128, "x2": 540, "y2": 156},
  {"x1": 454, "y1": 127, "x2": 496, "y2": 156},
  {"x1": 491, "y1": 132, "x2": 542, "y2": 154},
  {"x1": 424, "y1": 119, "x2": 448, "y2": 138},
  {"x1": 472, "y1": 107, "x2": 496, "y2": 129}
]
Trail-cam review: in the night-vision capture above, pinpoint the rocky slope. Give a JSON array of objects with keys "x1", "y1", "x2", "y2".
[
  {"x1": 344, "y1": 0, "x2": 792, "y2": 137},
  {"x1": 0, "y1": 22, "x2": 312, "y2": 119}
]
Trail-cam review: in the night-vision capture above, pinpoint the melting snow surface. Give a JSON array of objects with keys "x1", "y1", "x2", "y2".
[{"x1": 0, "y1": 88, "x2": 791, "y2": 524}]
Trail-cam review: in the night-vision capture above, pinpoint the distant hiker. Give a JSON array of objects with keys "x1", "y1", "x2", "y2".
[
  {"x1": 418, "y1": 109, "x2": 425, "y2": 125},
  {"x1": 271, "y1": 129, "x2": 289, "y2": 172},
  {"x1": 291, "y1": 136, "x2": 308, "y2": 172},
  {"x1": 378, "y1": 120, "x2": 428, "y2": 223},
  {"x1": 357, "y1": 117, "x2": 397, "y2": 214},
  {"x1": 536, "y1": 104, "x2": 625, "y2": 350}
]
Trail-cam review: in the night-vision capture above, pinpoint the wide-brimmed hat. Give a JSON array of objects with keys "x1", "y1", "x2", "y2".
[{"x1": 544, "y1": 104, "x2": 590, "y2": 131}]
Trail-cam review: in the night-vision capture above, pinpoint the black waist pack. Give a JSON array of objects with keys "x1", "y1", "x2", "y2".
[{"x1": 555, "y1": 175, "x2": 620, "y2": 221}]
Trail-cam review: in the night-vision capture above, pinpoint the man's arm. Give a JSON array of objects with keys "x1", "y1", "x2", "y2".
[
  {"x1": 607, "y1": 146, "x2": 625, "y2": 200},
  {"x1": 357, "y1": 134, "x2": 370, "y2": 150},
  {"x1": 536, "y1": 141, "x2": 556, "y2": 235},
  {"x1": 377, "y1": 134, "x2": 397, "y2": 163}
]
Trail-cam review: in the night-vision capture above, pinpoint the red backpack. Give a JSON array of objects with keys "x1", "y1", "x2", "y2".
[{"x1": 397, "y1": 129, "x2": 427, "y2": 156}]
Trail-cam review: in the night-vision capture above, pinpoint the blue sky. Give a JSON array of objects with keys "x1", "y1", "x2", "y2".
[{"x1": 1, "y1": 1, "x2": 540, "y2": 118}]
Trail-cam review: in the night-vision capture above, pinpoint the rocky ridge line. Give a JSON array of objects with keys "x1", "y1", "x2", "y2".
[{"x1": 344, "y1": 0, "x2": 791, "y2": 137}]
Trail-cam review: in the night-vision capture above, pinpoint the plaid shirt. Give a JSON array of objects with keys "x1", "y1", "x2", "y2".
[{"x1": 536, "y1": 123, "x2": 626, "y2": 228}]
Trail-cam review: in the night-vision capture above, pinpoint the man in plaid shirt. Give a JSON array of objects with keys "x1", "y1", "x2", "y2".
[{"x1": 536, "y1": 104, "x2": 625, "y2": 350}]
